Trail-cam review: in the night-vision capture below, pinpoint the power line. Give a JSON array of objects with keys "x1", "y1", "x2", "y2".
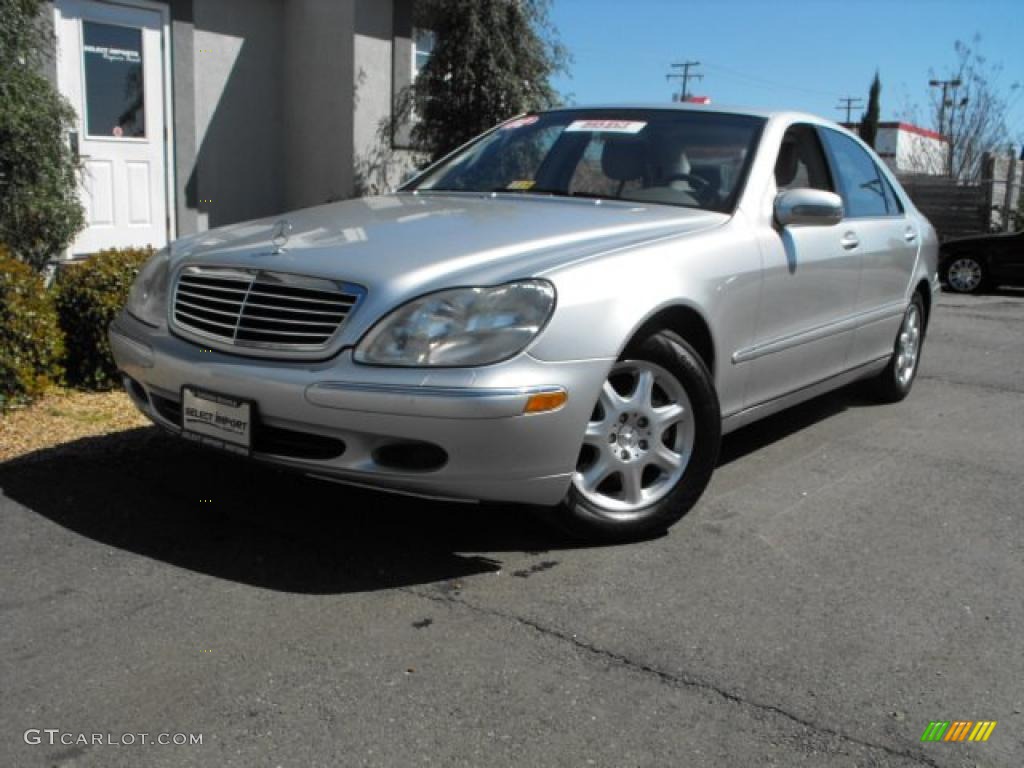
[
  {"x1": 666, "y1": 60, "x2": 703, "y2": 101},
  {"x1": 701, "y1": 61, "x2": 840, "y2": 99},
  {"x1": 836, "y1": 97, "x2": 864, "y2": 124}
]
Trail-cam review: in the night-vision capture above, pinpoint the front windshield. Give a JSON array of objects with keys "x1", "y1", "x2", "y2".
[{"x1": 406, "y1": 109, "x2": 766, "y2": 213}]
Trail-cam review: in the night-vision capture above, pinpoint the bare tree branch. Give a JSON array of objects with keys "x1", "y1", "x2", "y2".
[{"x1": 926, "y1": 37, "x2": 1020, "y2": 181}]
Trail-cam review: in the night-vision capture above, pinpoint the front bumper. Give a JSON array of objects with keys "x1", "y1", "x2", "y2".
[{"x1": 109, "y1": 313, "x2": 611, "y2": 505}]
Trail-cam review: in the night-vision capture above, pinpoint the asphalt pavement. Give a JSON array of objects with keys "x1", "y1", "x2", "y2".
[{"x1": 1, "y1": 289, "x2": 1022, "y2": 767}]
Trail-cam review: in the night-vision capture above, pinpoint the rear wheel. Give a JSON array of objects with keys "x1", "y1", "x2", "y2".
[
  {"x1": 558, "y1": 330, "x2": 720, "y2": 541},
  {"x1": 869, "y1": 293, "x2": 925, "y2": 403},
  {"x1": 945, "y1": 256, "x2": 985, "y2": 293}
]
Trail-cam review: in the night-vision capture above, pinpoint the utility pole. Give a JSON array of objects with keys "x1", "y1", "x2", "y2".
[
  {"x1": 835, "y1": 97, "x2": 863, "y2": 125},
  {"x1": 666, "y1": 60, "x2": 703, "y2": 101},
  {"x1": 930, "y1": 78, "x2": 964, "y2": 177}
]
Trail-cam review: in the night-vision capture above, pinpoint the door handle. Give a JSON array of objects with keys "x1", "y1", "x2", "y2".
[
  {"x1": 904, "y1": 229, "x2": 917, "y2": 243},
  {"x1": 840, "y1": 232, "x2": 860, "y2": 250}
]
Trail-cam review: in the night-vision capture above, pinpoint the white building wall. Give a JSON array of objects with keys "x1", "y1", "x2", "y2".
[
  {"x1": 896, "y1": 130, "x2": 946, "y2": 175},
  {"x1": 870, "y1": 125, "x2": 946, "y2": 176}
]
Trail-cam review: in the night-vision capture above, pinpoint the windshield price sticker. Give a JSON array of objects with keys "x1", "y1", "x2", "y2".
[{"x1": 565, "y1": 119, "x2": 647, "y2": 134}]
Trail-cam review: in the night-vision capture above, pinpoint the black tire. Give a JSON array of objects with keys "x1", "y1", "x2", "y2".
[
  {"x1": 869, "y1": 293, "x2": 926, "y2": 403},
  {"x1": 943, "y1": 255, "x2": 986, "y2": 294},
  {"x1": 556, "y1": 330, "x2": 721, "y2": 542}
]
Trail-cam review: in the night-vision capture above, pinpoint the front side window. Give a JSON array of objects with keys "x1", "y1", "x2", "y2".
[
  {"x1": 820, "y1": 128, "x2": 890, "y2": 218},
  {"x1": 774, "y1": 125, "x2": 833, "y2": 192},
  {"x1": 82, "y1": 21, "x2": 145, "y2": 138},
  {"x1": 406, "y1": 110, "x2": 766, "y2": 213}
]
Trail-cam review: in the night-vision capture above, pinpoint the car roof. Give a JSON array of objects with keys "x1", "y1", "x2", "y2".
[{"x1": 543, "y1": 103, "x2": 843, "y2": 130}]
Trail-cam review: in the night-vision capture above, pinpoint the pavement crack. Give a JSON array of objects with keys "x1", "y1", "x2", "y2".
[
  {"x1": 918, "y1": 374, "x2": 1024, "y2": 395},
  {"x1": 402, "y1": 586, "x2": 942, "y2": 768}
]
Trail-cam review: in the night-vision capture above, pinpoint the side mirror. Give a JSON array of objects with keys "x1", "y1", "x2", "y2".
[{"x1": 775, "y1": 188, "x2": 843, "y2": 227}]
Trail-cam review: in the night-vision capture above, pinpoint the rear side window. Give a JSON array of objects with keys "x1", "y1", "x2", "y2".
[
  {"x1": 820, "y1": 128, "x2": 890, "y2": 218},
  {"x1": 879, "y1": 173, "x2": 905, "y2": 214}
]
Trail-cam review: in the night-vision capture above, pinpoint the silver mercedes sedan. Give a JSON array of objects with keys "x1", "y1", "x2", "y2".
[{"x1": 110, "y1": 105, "x2": 939, "y2": 540}]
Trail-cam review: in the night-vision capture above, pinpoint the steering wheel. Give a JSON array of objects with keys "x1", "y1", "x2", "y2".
[{"x1": 663, "y1": 173, "x2": 712, "y2": 192}]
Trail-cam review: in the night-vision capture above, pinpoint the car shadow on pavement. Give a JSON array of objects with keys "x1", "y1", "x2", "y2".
[
  {"x1": 717, "y1": 383, "x2": 873, "y2": 467},
  {"x1": 0, "y1": 427, "x2": 575, "y2": 594},
  {"x1": 0, "y1": 383, "x2": 875, "y2": 594}
]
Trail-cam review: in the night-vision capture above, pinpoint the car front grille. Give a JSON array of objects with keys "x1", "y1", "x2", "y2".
[{"x1": 172, "y1": 267, "x2": 361, "y2": 352}]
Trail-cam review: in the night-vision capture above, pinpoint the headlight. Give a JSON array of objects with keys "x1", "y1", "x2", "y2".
[
  {"x1": 125, "y1": 247, "x2": 171, "y2": 327},
  {"x1": 355, "y1": 280, "x2": 556, "y2": 367}
]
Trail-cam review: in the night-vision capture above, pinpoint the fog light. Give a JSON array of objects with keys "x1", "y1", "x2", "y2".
[{"x1": 524, "y1": 389, "x2": 568, "y2": 414}]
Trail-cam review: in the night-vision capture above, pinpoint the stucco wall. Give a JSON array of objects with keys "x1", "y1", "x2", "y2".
[
  {"x1": 168, "y1": 0, "x2": 197, "y2": 236},
  {"x1": 282, "y1": 0, "x2": 356, "y2": 211},
  {"x1": 190, "y1": 0, "x2": 285, "y2": 230},
  {"x1": 352, "y1": 0, "x2": 419, "y2": 196},
  {"x1": 189, "y1": 0, "x2": 408, "y2": 226}
]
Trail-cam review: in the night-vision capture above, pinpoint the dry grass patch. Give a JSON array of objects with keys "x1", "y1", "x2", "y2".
[{"x1": 0, "y1": 389, "x2": 149, "y2": 463}]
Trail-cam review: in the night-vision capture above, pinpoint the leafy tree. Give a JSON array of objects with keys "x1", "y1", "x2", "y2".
[
  {"x1": 0, "y1": 0, "x2": 84, "y2": 270},
  {"x1": 859, "y1": 72, "x2": 881, "y2": 148},
  {"x1": 410, "y1": 0, "x2": 568, "y2": 161}
]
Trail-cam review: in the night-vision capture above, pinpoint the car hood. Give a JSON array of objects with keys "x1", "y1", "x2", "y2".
[{"x1": 171, "y1": 192, "x2": 726, "y2": 333}]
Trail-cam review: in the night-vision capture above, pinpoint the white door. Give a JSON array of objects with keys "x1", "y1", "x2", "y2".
[{"x1": 54, "y1": 0, "x2": 169, "y2": 255}]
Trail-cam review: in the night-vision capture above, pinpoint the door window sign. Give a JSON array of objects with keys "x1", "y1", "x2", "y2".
[{"x1": 82, "y1": 21, "x2": 145, "y2": 138}]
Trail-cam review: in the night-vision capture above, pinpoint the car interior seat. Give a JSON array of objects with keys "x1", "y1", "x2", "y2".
[
  {"x1": 600, "y1": 138, "x2": 647, "y2": 196},
  {"x1": 602, "y1": 136, "x2": 700, "y2": 207}
]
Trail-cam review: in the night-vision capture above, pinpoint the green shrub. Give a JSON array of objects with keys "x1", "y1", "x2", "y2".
[
  {"x1": 0, "y1": 246, "x2": 64, "y2": 408},
  {"x1": 0, "y1": 0, "x2": 85, "y2": 270},
  {"x1": 56, "y1": 247, "x2": 153, "y2": 389}
]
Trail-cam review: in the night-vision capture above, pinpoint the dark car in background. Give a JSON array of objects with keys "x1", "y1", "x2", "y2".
[{"x1": 940, "y1": 230, "x2": 1024, "y2": 293}]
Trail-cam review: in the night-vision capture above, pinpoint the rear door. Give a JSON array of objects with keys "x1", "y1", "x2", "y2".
[{"x1": 818, "y1": 128, "x2": 916, "y2": 367}]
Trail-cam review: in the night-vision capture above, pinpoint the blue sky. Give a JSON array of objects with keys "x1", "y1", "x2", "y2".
[{"x1": 549, "y1": 0, "x2": 1023, "y2": 140}]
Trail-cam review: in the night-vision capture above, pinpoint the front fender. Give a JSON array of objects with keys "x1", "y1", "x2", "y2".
[{"x1": 529, "y1": 219, "x2": 762, "y2": 418}]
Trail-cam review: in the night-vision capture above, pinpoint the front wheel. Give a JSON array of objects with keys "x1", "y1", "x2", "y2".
[{"x1": 558, "y1": 330, "x2": 721, "y2": 541}]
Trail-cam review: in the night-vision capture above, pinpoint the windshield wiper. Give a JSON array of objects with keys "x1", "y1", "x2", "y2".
[
  {"x1": 490, "y1": 186, "x2": 571, "y2": 196},
  {"x1": 426, "y1": 186, "x2": 621, "y2": 203},
  {"x1": 493, "y1": 188, "x2": 627, "y2": 203},
  {"x1": 417, "y1": 187, "x2": 571, "y2": 197}
]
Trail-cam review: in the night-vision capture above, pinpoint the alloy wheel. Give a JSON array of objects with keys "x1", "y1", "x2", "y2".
[
  {"x1": 572, "y1": 360, "x2": 695, "y2": 518},
  {"x1": 895, "y1": 303, "x2": 922, "y2": 387}
]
